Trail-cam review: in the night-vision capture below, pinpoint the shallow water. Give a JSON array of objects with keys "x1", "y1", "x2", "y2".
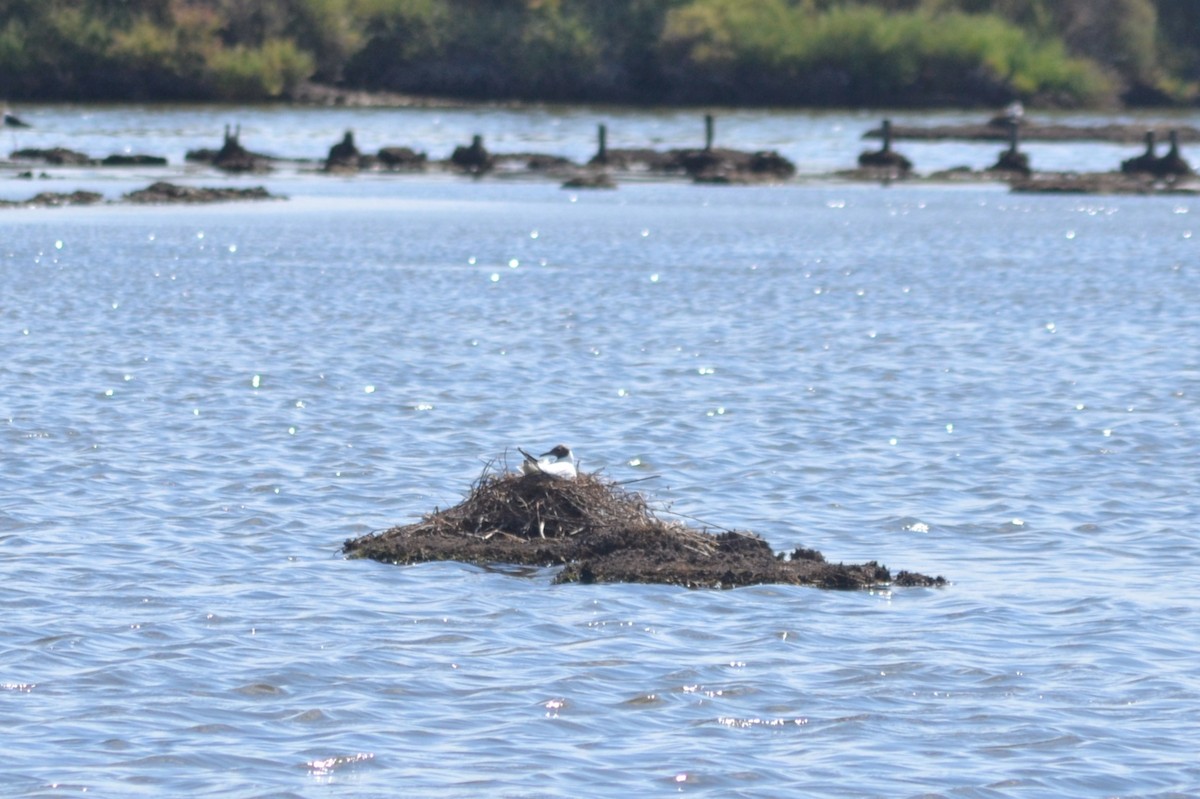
[{"x1": 3, "y1": 107, "x2": 1200, "y2": 798}]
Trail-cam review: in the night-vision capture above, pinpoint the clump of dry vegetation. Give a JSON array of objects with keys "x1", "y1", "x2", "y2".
[{"x1": 404, "y1": 469, "x2": 669, "y2": 541}]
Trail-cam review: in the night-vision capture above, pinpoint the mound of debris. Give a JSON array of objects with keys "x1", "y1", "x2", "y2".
[
  {"x1": 123, "y1": 182, "x2": 281, "y2": 204},
  {"x1": 10, "y1": 147, "x2": 93, "y2": 165},
  {"x1": 0, "y1": 190, "x2": 103, "y2": 209},
  {"x1": 343, "y1": 468, "x2": 945, "y2": 590},
  {"x1": 184, "y1": 124, "x2": 275, "y2": 172}
]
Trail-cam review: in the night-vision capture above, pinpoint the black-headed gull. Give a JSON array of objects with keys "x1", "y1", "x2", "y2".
[{"x1": 519, "y1": 444, "x2": 578, "y2": 480}]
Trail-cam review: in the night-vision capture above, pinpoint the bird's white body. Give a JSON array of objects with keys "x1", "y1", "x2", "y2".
[{"x1": 520, "y1": 445, "x2": 578, "y2": 480}]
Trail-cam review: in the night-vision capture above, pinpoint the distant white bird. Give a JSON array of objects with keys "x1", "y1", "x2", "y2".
[
  {"x1": 519, "y1": 444, "x2": 577, "y2": 480},
  {"x1": 987, "y1": 100, "x2": 1024, "y2": 129}
]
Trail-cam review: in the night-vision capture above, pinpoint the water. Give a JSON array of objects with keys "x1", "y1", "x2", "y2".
[{"x1": 3, "y1": 106, "x2": 1200, "y2": 798}]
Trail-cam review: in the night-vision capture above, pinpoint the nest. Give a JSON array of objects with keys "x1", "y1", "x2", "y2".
[
  {"x1": 343, "y1": 463, "x2": 945, "y2": 590},
  {"x1": 407, "y1": 469, "x2": 669, "y2": 541}
]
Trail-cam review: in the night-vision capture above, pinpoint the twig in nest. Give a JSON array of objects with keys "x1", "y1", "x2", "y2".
[
  {"x1": 616, "y1": 475, "x2": 661, "y2": 486},
  {"x1": 680, "y1": 542, "x2": 716, "y2": 557},
  {"x1": 657, "y1": 508, "x2": 751, "y2": 536}
]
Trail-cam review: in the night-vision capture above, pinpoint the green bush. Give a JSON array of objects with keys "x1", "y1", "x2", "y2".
[
  {"x1": 658, "y1": 1, "x2": 1112, "y2": 105},
  {"x1": 0, "y1": 20, "x2": 33, "y2": 75},
  {"x1": 206, "y1": 39, "x2": 315, "y2": 99},
  {"x1": 109, "y1": 19, "x2": 188, "y2": 72}
]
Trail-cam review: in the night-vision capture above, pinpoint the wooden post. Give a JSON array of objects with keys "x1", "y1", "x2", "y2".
[
  {"x1": 881, "y1": 119, "x2": 892, "y2": 153},
  {"x1": 597, "y1": 123, "x2": 608, "y2": 163},
  {"x1": 704, "y1": 114, "x2": 714, "y2": 151}
]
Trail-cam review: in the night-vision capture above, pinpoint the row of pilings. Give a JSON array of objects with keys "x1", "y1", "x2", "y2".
[
  {"x1": 298, "y1": 114, "x2": 1198, "y2": 182},
  {"x1": 7, "y1": 113, "x2": 1196, "y2": 186}
]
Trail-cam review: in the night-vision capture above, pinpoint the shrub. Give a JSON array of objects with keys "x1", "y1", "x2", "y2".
[
  {"x1": 205, "y1": 38, "x2": 315, "y2": 99},
  {"x1": 659, "y1": 1, "x2": 1113, "y2": 106}
]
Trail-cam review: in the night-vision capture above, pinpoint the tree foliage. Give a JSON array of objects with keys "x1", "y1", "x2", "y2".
[{"x1": 0, "y1": 0, "x2": 1192, "y2": 105}]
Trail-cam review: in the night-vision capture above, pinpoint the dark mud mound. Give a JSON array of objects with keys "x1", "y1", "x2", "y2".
[
  {"x1": 343, "y1": 470, "x2": 945, "y2": 590},
  {"x1": 1010, "y1": 172, "x2": 1198, "y2": 195},
  {"x1": 585, "y1": 147, "x2": 795, "y2": 183},
  {"x1": 101, "y1": 154, "x2": 168, "y2": 167},
  {"x1": 123, "y1": 182, "x2": 282, "y2": 204},
  {"x1": 866, "y1": 121, "x2": 1200, "y2": 144},
  {"x1": 0, "y1": 190, "x2": 103, "y2": 208},
  {"x1": 185, "y1": 125, "x2": 275, "y2": 172},
  {"x1": 10, "y1": 147, "x2": 92, "y2": 165}
]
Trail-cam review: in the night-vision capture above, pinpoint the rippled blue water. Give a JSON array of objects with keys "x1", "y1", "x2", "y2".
[{"x1": 3, "y1": 107, "x2": 1200, "y2": 798}]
